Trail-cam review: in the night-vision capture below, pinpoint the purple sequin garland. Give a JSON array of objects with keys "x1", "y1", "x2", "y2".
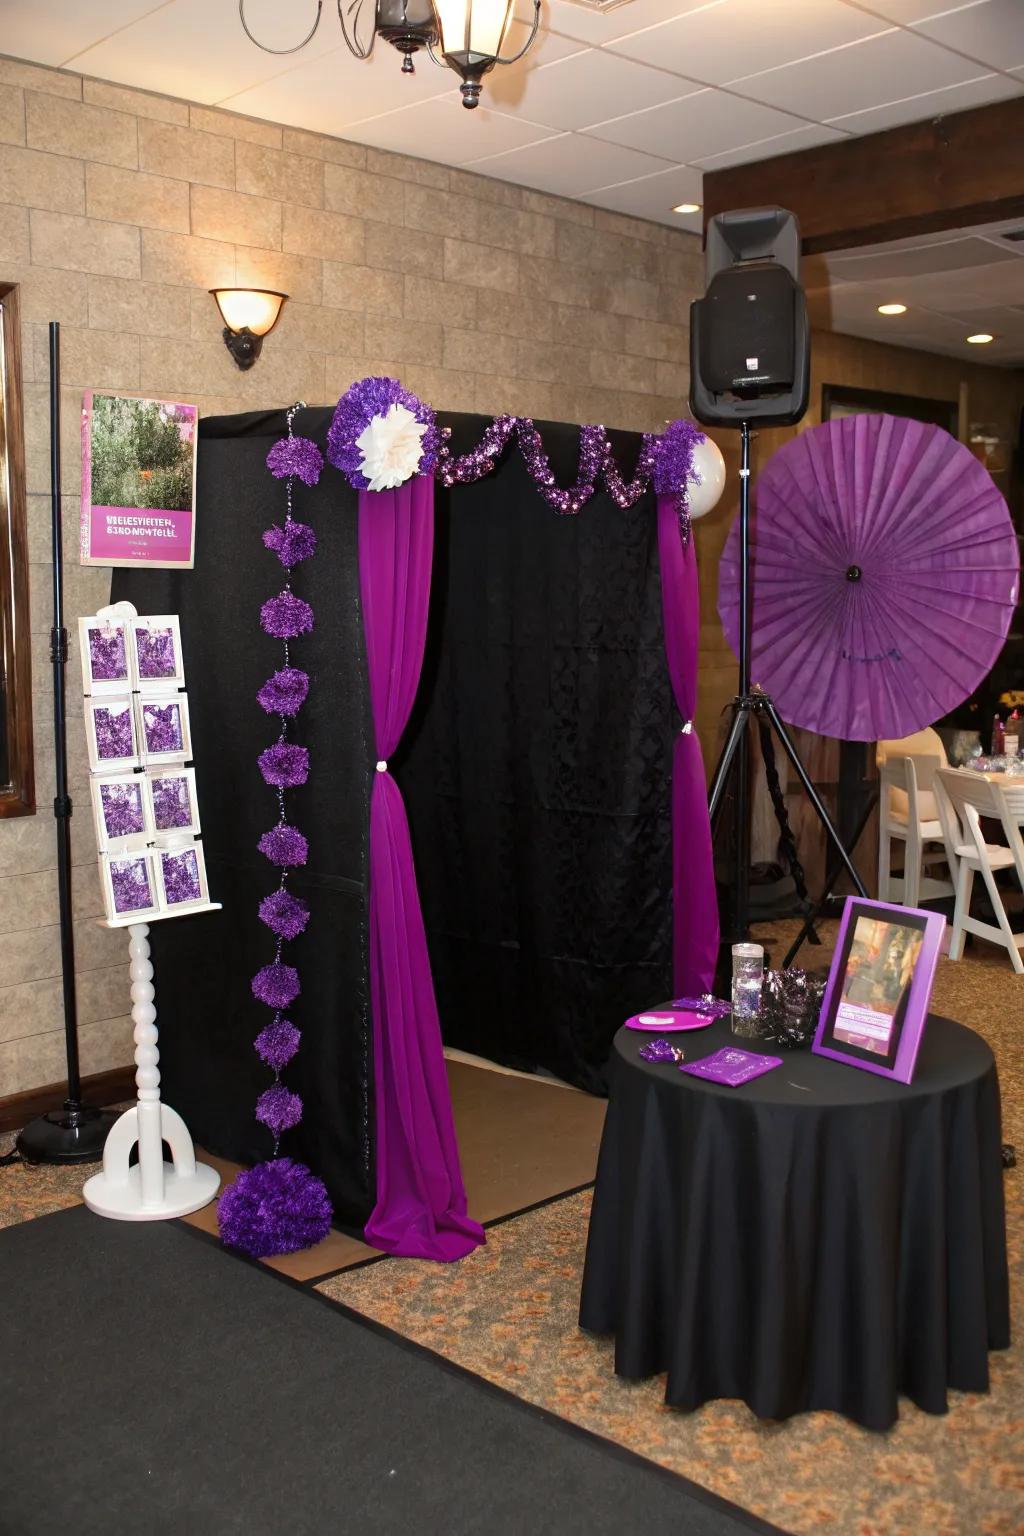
[
  {"x1": 89, "y1": 625, "x2": 127, "y2": 682},
  {"x1": 161, "y1": 847, "x2": 201, "y2": 905},
  {"x1": 220, "y1": 406, "x2": 331, "y2": 1258},
  {"x1": 151, "y1": 774, "x2": 191, "y2": 830},
  {"x1": 100, "y1": 781, "x2": 144, "y2": 837},
  {"x1": 94, "y1": 704, "x2": 134, "y2": 760},
  {"x1": 143, "y1": 702, "x2": 183, "y2": 755},
  {"x1": 326, "y1": 376, "x2": 439, "y2": 490},
  {"x1": 135, "y1": 626, "x2": 177, "y2": 679},
  {"x1": 110, "y1": 855, "x2": 153, "y2": 914}
]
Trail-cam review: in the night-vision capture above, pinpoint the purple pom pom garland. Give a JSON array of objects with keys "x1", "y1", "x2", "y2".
[{"x1": 220, "y1": 401, "x2": 332, "y2": 1258}]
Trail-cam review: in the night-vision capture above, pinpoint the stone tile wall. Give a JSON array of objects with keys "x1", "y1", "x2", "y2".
[{"x1": 0, "y1": 53, "x2": 702, "y2": 1095}]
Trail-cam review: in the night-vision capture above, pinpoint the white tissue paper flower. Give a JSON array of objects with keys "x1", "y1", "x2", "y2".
[{"x1": 356, "y1": 403, "x2": 428, "y2": 492}]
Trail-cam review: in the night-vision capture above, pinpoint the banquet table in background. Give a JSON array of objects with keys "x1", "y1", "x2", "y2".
[{"x1": 579, "y1": 1016, "x2": 1009, "y2": 1431}]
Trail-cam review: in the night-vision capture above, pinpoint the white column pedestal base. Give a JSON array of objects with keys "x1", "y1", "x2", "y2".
[{"x1": 82, "y1": 922, "x2": 219, "y2": 1222}]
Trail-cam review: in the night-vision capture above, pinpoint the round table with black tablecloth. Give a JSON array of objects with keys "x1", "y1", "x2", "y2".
[{"x1": 579, "y1": 1015, "x2": 1009, "y2": 1431}]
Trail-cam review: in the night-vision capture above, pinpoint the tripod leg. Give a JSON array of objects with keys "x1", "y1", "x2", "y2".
[
  {"x1": 763, "y1": 699, "x2": 869, "y2": 899},
  {"x1": 781, "y1": 788, "x2": 878, "y2": 967},
  {"x1": 756, "y1": 715, "x2": 818, "y2": 942},
  {"x1": 708, "y1": 702, "x2": 749, "y2": 827}
]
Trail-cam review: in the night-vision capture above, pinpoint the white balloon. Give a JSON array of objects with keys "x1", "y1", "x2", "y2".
[{"x1": 688, "y1": 435, "x2": 726, "y2": 520}]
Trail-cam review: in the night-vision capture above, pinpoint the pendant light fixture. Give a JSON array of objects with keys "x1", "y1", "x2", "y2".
[{"x1": 240, "y1": 0, "x2": 540, "y2": 107}]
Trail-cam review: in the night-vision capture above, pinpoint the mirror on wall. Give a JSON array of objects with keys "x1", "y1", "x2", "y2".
[{"x1": 0, "y1": 283, "x2": 34, "y2": 818}]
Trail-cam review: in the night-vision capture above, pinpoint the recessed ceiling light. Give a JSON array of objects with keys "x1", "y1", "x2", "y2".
[
  {"x1": 966, "y1": 333, "x2": 995, "y2": 344},
  {"x1": 672, "y1": 202, "x2": 701, "y2": 215},
  {"x1": 877, "y1": 303, "x2": 907, "y2": 315}
]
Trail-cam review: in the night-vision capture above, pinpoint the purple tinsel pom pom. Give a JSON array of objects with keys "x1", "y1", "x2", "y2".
[
  {"x1": 258, "y1": 823, "x2": 308, "y2": 867},
  {"x1": 257, "y1": 667, "x2": 309, "y2": 717},
  {"x1": 263, "y1": 521, "x2": 317, "y2": 568},
  {"x1": 254, "y1": 1018, "x2": 302, "y2": 1072},
  {"x1": 259, "y1": 889, "x2": 310, "y2": 940},
  {"x1": 258, "y1": 742, "x2": 310, "y2": 789},
  {"x1": 260, "y1": 591, "x2": 314, "y2": 639},
  {"x1": 252, "y1": 962, "x2": 300, "y2": 1009},
  {"x1": 327, "y1": 375, "x2": 438, "y2": 490},
  {"x1": 255, "y1": 1082, "x2": 304, "y2": 1136},
  {"x1": 652, "y1": 418, "x2": 706, "y2": 496},
  {"x1": 266, "y1": 435, "x2": 323, "y2": 487},
  {"x1": 218, "y1": 1158, "x2": 332, "y2": 1258}
]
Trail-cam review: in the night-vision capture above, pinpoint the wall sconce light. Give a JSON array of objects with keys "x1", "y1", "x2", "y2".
[{"x1": 210, "y1": 288, "x2": 288, "y2": 370}]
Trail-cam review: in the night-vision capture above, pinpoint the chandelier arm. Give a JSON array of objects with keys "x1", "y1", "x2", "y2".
[
  {"x1": 497, "y1": 0, "x2": 541, "y2": 65},
  {"x1": 338, "y1": 0, "x2": 377, "y2": 59},
  {"x1": 238, "y1": 0, "x2": 324, "y2": 54},
  {"x1": 425, "y1": 38, "x2": 449, "y2": 69}
]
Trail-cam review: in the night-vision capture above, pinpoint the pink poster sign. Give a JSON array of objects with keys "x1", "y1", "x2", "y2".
[{"x1": 81, "y1": 392, "x2": 198, "y2": 569}]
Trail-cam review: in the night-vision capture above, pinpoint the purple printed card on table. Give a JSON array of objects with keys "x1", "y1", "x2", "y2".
[
  {"x1": 679, "y1": 1047, "x2": 783, "y2": 1087},
  {"x1": 137, "y1": 692, "x2": 191, "y2": 762},
  {"x1": 78, "y1": 617, "x2": 131, "y2": 695},
  {"x1": 132, "y1": 615, "x2": 185, "y2": 690},
  {"x1": 85, "y1": 696, "x2": 140, "y2": 771}
]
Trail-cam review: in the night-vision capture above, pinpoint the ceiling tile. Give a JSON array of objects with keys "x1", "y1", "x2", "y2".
[
  {"x1": 828, "y1": 236, "x2": 1022, "y2": 280},
  {"x1": 223, "y1": 48, "x2": 454, "y2": 134},
  {"x1": 466, "y1": 133, "x2": 676, "y2": 195},
  {"x1": 0, "y1": 0, "x2": 166, "y2": 66},
  {"x1": 824, "y1": 69, "x2": 1022, "y2": 131},
  {"x1": 536, "y1": 0, "x2": 725, "y2": 47},
  {"x1": 345, "y1": 97, "x2": 558, "y2": 164},
  {"x1": 728, "y1": 26, "x2": 983, "y2": 118},
  {"x1": 584, "y1": 89, "x2": 809, "y2": 161},
  {"x1": 695, "y1": 121, "x2": 849, "y2": 169},
  {"x1": 486, "y1": 47, "x2": 699, "y2": 131},
  {"x1": 609, "y1": 0, "x2": 887, "y2": 84},
  {"x1": 67, "y1": 0, "x2": 344, "y2": 103},
  {"x1": 845, "y1": 1, "x2": 985, "y2": 21},
  {"x1": 583, "y1": 163, "x2": 704, "y2": 225},
  {"x1": 914, "y1": 0, "x2": 1024, "y2": 71}
]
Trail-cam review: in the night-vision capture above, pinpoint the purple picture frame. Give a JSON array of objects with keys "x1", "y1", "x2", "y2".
[{"x1": 812, "y1": 897, "x2": 946, "y2": 1084}]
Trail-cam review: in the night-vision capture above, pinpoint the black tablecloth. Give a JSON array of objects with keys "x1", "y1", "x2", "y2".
[{"x1": 579, "y1": 1015, "x2": 1009, "y2": 1430}]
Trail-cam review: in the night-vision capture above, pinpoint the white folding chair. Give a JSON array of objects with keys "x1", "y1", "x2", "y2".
[
  {"x1": 877, "y1": 752, "x2": 953, "y2": 907},
  {"x1": 935, "y1": 768, "x2": 1024, "y2": 974}
]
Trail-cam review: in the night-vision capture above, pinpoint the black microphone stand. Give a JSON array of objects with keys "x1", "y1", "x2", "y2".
[{"x1": 16, "y1": 323, "x2": 114, "y2": 1164}]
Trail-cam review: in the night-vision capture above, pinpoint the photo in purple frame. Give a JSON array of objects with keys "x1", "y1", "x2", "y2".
[
  {"x1": 89, "y1": 699, "x2": 137, "y2": 764},
  {"x1": 812, "y1": 897, "x2": 946, "y2": 1084},
  {"x1": 98, "y1": 778, "x2": 144, "y2": 840},
  {"x1": 107, "y1": 853, "x2": 156, "y2": 916},
  {"x1": 87, "y1": 623, "x2": 129, "y2": 685},
  {"x1": 138, "y1": 693, "x2": 190, "y2": 759},
  {"x1": 134, "y1": 619, "x2": 180, "y2": 681},
  {"x1": 150, "y1": 770, "x2": 194, "y2": 832},
  {"x1": 159, "y1": 845, "x2": 204, "y2": 907}
]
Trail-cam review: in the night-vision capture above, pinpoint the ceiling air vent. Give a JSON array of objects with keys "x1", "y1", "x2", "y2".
[{"x1": 1001, "y1": 228, "x2": 1024, "y2": 243}]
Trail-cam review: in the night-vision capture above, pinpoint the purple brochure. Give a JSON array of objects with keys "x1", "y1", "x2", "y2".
[{"x1": 679, "y1": 1046, "x2": 783, "y2": 1087}]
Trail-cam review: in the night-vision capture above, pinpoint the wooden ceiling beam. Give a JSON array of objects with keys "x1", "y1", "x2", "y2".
[{"x1": 701, "y1": 98, "x2": 1024, "y2": 255}]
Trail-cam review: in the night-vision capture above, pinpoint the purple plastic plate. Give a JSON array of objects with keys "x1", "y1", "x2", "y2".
[{"x1": 624, "y1": 1009, "x2": 716, "y2": 1033}]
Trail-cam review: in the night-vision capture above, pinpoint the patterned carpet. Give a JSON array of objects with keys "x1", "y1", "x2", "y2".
[
  {"x1": 317, "y1": 922, "x2": 1024, "y2": 1536},
  {"x1": 1, "y1": 921, "x2": 1021, "y2": 1534}
]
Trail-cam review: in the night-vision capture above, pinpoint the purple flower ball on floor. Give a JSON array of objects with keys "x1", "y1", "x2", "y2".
[
  {"x1": 255, "y1": 1082, "x2": 303, "y2": 1137},
  {"x1": 254, "y1": 1018, "x2": 301, "y2": 1072},
  {"x1": 258, "y1": 889, "x2": 310, "y2": 940},
  {"x1": 263, "y1": 522, "x2": 317, "y2": 568},
  {"x1": 258, "y1": 823, "x2": 308, "y2": 867},
  {"x1": 252, "y1": 962, "x2": 300, "y2": 1009},
  {"x1": 257, "y1": 667, "x2": 309, "y2": 717},
  {"x1": 218, "y1": 1158, "x2": 332, "y2": 1258},
  {"x1": 266, "y1": 435, "x2": 323, "y2": 488},
  {"x1": 258, "y1": 742, "x2": 310, "y2": 789},
  {"x1": 260, "y1": 591, "x2": 314, "y2": 639}
]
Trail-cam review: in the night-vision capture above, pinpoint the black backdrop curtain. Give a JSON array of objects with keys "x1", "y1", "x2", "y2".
[
  {"x1": 112, "y1": 408, "x2": 677, "y2": 1226},
  {"x1": 400, "y1": 417, "x2": 675, "y2": 1096}
]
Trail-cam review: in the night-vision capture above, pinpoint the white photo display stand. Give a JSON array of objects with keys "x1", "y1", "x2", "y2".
[{"x1": 81, "y1": 600, "x2": 221, "y2": 1222}]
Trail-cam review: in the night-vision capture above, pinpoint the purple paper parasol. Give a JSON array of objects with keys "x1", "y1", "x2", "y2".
[{"x1": 718, "y1": 414, "x2": 1020, "y2": 741}]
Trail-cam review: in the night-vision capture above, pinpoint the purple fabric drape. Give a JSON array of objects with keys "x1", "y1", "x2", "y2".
[
  {"x1": 657, "y1": 496, "x2": 719, "y2": 994},
  {"x1": 359, "y1": 475, "x2": 484, "y2": 1262}
]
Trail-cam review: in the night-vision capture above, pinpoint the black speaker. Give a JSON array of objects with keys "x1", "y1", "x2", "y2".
[{"x1": 690, "y1": 207, "x2": 810, "y2": 428}]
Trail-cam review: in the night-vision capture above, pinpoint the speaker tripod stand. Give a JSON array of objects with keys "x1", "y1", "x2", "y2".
[{"x1": 708, "y1": 422, "x2": 868, "y2": 948}]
